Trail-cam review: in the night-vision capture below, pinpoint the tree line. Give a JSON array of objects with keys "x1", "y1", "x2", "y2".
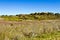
[{"x1": 1, "y1": 12, "x2": 60, "y2": 21}]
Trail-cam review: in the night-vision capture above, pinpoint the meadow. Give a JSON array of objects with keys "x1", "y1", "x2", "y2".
[
  {"x1": 0, "y1": 20, "x2": 60, "y2": 40},
  {"x1": 0, "y1": 12, "x2": 60, "y2": 40}
]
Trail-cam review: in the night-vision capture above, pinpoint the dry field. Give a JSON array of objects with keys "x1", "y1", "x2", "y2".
[{"x1": 0, "y1": 20, "x2": 60, "y2": 40}]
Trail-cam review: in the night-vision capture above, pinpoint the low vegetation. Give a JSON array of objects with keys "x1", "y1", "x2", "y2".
[
  {"x1": 1, "y1": 12, "x2": 60, "y2": 21},
  {"x1": 0, "y1": 20, "x2": 60, "y2": 40},
  {"x1": 0, "y1": 12, "x2": 60, "y2": 40}
]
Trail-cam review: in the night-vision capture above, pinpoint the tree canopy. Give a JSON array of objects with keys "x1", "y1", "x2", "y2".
[{"x1": 1, "y1": 12, "x2": 60, "y2": 21}]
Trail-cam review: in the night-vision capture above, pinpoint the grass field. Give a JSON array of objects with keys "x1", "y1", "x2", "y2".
[{"x1": 0, "y1": 20, "x2": 60, "y2": 40}]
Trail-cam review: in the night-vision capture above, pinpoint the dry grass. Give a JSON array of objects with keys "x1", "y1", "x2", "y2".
[{"x1": 0, "y1": 20, "x2": 60, "y2": 40}]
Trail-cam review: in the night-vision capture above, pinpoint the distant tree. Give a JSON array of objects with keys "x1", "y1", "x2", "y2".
[
  {"x1": 40, "y1": 12, "x2": 46, "y2": 15},
  {"x1": 55, "y1": 13, "x2": 60, "y2": 15},
  {"x1": 9, "y1": 15, "x2": 13, "y2": 17},
  {"x1": 1, "y1": 12, "x2": 60, "y2": 21},
  {"x1": 30, "y1": 13, "x2": 34, "y2": 15},
  {"x1": 1, "y1": 15, "x2": 5, "y2": 17},
  {"x1": 37, "y1": 12, "x2": 40, "y2": 15},
  {"x1": 47, "y1": 12, "x2": 54, "y2": 15},
  {"x1": 55, "y1": 13, "x2": 60, "y2": 18},
  {"x1": 16, "y1": 14, "x2": 19, "y2": 16},
  {"x1": 34, "y1": 12, "x2": 37, "y2": 15}
]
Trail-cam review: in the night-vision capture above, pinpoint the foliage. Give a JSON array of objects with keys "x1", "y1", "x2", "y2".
[{"x1": 0, "y1": 12, "x2": 60, "y2": 21}]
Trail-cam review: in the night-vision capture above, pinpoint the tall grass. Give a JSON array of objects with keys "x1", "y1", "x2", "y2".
[{"x1": 0, "y1": 20, "x2": 60, "y2": 40}]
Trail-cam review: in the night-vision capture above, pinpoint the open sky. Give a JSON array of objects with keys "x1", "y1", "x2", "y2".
[{"x1": 0, "y1": 0, "x2": 60, "y2": 15}]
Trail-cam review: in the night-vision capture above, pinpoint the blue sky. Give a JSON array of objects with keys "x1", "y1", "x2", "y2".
[{"x1": 0, "y1": 0, "x2": 60, "y2": 15}]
